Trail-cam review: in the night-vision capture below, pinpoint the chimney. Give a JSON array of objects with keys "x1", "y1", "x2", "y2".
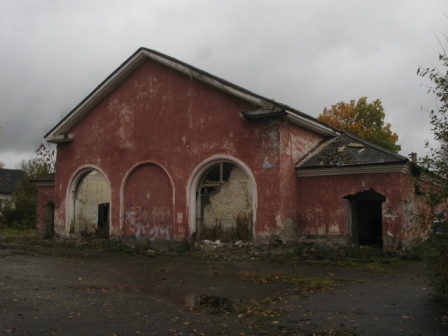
[{"x1": 409, "y1": 152, "x2": 417, "y2": 163}]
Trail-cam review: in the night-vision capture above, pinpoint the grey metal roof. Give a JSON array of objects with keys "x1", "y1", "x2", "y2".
[
  {"x1": 30, "y1": 173, "x2": 56, "y2": 183},
  {"x1": 297, "y1": 133, "x2": 408, "y2": 168},
  {"x1": 0, "y1": 169, "x2": 25, "y2": 194}
]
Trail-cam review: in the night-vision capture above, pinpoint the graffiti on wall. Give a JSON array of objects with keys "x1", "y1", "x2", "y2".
[
  {"x1": 123, "y1": 163, "x2": 174, "y2": 245},
  {"x1": 125, "y1": 206, "x2": 172, "y2": 243}
]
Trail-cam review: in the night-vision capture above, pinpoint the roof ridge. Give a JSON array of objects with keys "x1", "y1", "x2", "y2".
[
  {"x1": 340, "y1": 133, "x2": 408, "y2": 160},
  {"x1": 45, "y1": 48, "x2": 339, "y2": 142}
]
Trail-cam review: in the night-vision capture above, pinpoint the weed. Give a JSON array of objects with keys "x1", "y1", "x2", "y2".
[
  {"x1": 237, "y1": 271, "x2": 341, "y2": 293},
  {"x1": 328, "y1": 326, "x2": 357, "y2": 335}
]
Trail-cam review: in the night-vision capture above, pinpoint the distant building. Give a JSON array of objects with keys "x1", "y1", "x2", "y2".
[
  {"x1": 30, "y1": 173, "x2": 55, "y2": 236},
  {"x1": 0, "y1": 169, "x2": 25, "y2": 211}
]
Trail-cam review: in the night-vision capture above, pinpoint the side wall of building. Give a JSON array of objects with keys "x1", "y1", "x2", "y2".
[
  {"x1": 36, "y1": 185, "x2": 55, "y2": 235},
  {"x1": 297, "y1": 171, "x2": 418, "y2": 250}
]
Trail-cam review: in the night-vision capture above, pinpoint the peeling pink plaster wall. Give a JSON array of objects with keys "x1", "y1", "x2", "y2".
[
  {"x1": 53, "y1": 59, "x2": 315, "y2": 246},
  {"x1": 297, "y1": 172, "x2": 417, "y2": 248},
  {"x1": 35, "y1": 185, "x2": 55, "y2": 234}
]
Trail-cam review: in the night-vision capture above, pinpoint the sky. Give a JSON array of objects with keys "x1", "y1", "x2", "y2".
[{"x1": 0, "y1": 0, "x2": 447, "y2": 169}]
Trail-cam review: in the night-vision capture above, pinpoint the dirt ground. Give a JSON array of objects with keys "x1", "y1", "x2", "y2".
[{"x1": 0, "y1": 239, "x2": 447, "y2": 336}]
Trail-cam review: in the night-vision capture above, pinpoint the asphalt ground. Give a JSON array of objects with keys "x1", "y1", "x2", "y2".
[{"x1": 0, "y1": 245, "x2": 447, "y2": 336}]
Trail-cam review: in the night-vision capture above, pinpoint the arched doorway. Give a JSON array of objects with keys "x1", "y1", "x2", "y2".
[
  {"x1": 344, "y1": 189, "x2": 386, "y2": 247},
  {"x1": 123, "y1": 163, "x2": 174, "y2": 246},
  {"x1": 71, "y1": 170, "x2": 111, "y2": 237},
  {"x1": 194, "y1": 161, "x2": 254, "y2": 242}
]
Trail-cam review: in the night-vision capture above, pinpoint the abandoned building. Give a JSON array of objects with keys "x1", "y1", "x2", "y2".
[
  {"x1": 39, "y1": 47, "x2": 426, "y2": 251},
  {"x1": 31, "y1": 173, "x2": 56, "y2": 238},
  {"x1": 0, "y1": 168, "x2": 25, "y2": 212}
]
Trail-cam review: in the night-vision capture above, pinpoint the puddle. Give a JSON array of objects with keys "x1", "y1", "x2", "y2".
[{"x1": 185, "y1": 294, "x2": 232, "y2": 313}]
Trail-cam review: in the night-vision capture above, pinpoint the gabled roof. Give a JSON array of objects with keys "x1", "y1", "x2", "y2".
[
  {"x1": 30, "y1": 173, "x2": 55, "y2": 183},
  {"x1": 30, "y1": 173, "x2": 55, "y2": 187},
  {"x1": 0, "y1": 169, "x2": 25, "y2": 194},
  {"x1": 45, "y1": 47, "x2": 339, "y2": 143},
  {"x1": 296, "y1": 133, "x2": 409, "y2": 176}
]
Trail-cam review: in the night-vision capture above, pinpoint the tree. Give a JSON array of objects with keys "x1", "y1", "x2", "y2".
[
  {"x1": 35, "y1": 141, "x2": 56, "y2": 174},
  {"x1": 0, "y1": 126, "x2": 3, "y2": 168},
  {"x1": 0, "y1": 156, "x2": 53, "y2": 230},
  {"x1": 417, "y1": 33, "x2": 448, "y2": 299},
  {"x1": 317, "y1": 97, "x2": 401, "y2": 152}
]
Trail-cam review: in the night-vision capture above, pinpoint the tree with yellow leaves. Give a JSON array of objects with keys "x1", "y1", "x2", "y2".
[{"x1": 318, "y1": 97, "x2": 401, "y2": 152}]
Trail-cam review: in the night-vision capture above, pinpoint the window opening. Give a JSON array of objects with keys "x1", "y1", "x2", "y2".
[{"x1": 196, "y1": 162, "x2": 253, "y2": 242}]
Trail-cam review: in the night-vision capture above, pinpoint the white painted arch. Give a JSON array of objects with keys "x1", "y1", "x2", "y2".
[
  {"x1": 119, "y1": 160, "x2": 176, "y2": 238},
  {"x1": 65, "y1": 165, "x2": 112, "y2": 236},
  {"x1": 187, "y1": 155, "x2": 258, "y2": 240}
]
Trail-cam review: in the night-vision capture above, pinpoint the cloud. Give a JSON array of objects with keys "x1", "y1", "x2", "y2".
[{"x1": 0, "y1": 0, "x2": 447, "y2": 168}]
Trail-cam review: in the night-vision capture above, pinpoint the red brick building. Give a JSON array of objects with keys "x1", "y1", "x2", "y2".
[
  {"x1": 41, "y1": 48, "x2": 423, "y2": 251},
  {"x1": 30, "y1": 173, "x2": 55, "y2": 237}
]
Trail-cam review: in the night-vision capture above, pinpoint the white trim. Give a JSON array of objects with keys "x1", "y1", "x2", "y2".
[
  {"x1": 186, "y1": 155, "x2": 257, "y2": 240},
  {"x1": 47, "y1": 134, "x2": 74, "y2": 143},
  {"x1": 284, "y1": 112, "x2": 339, "y2": 137},
  {"x1": 46, "y1": 54, "x2": 147, "y2": 141},
  {"x1": 65, "y1": 165, "x2": 112, "y2": 236},
  {"x1": 296, "y1": 162, "x2": 411, "y2": 177},
  {"x1": 46, "y1": 48, "x2": 339, "y2": 142},
  {"x1": 119, "y1": 160, "x2": 176, "y2": 238},
  {"x1": 145, "y1": 50, "x2": 275, "y2": 108}
]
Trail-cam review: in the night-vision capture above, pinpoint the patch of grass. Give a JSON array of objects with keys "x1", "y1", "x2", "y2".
[
  {"x1": 0, "y1": 228, "x2": 37, "y2": 236},
  {"x1": 328, "y1": 326, "x2": 357, "y2": 335},
  {"x1": 275, "y1": 245, "x2": 405, "y2": 273},
  {"x1": 237, "y1": 271, "x2": 341, "y2": 293},
  {"x1": 0, "y1": 232, "x2": 140, "y2": 258},
  {"x1": 235, "y1": 297, "x2": 287, "y2": 321}
]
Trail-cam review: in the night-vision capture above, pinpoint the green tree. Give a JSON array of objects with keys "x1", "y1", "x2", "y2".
[
  {"x1": 0, "y1": 156, "x2": 53, "y2": 230},
  {"x1": 417, "y1": 33, "x2": 448, "y2": 299},
  {"x1": 318, "y1": 97, "x2": 401, "y2": 152}
]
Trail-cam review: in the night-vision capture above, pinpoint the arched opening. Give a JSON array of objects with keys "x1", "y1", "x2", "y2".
[
  {"x1": 344, "y1": 189, "x2": 386, "y2": 247},
  {"x1": 71, "y1": 170, "x2": 111, "y2": 237},
  {"x1": 195, "y1": 161, "x2": 254, "y2": 242},
  {"x1": 123, "y1": 163, "x2": 174, "y2": 247}
]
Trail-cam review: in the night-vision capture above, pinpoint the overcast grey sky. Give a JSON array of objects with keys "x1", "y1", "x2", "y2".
[{"x1": 0, "y1": 0, "x2": 446, "y2": 168}]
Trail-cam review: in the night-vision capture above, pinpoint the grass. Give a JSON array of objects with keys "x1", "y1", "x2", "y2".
[
  {"x1": 237, "y1": 270, "x2": 341, "y2": 293},
  {"x1": 1, "y1": 229, "x2": 407, "y2": 272},
  {"x1": 328, "y1": 326, "x2": 358, "y2": 336},
  {"x1": 0, "y1": 228, "x2": 37, "y2": 236},
  {"x1": 260, "y1": 244, "x2": 406, "y2": 273},
  {"x1": 0, "y1": 230, "x2": 138, "y2": 258}
]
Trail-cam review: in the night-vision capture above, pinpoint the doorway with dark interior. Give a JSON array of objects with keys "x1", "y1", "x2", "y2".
[{"x1": 344, "y1": 189, "x2": 386, "y2": 248}]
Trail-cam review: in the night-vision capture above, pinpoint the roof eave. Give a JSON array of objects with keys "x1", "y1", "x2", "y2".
[
  {"x1": 45, "y1": 51, "x2": 148, "y2": 141},
  {"x1": 284, "y1": 111, "x2": 339, "y2": 137},
  {"x1": 296, "y1": 161, "x2": 412, "y2": 177},
  {"x1": 45, "y1": 48, "x2": 281, "y2": 141},
  {"x1": 46, "y1": 48, "x2": 343, "y2": 142}
]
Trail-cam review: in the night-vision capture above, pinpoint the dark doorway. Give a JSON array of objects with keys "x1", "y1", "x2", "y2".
[
  {"x1": 72, "y1": 170, "x2": 111, "y2": 235},
  {"x1": 44, "y1": 202, "x2": 55, "y2": 240},
  {"x1": 344, "y1": 189, "x2": 385, "y2": 247},
  {"x1": 97, "y1": 203, "x2": 110, "y2": 238}
]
